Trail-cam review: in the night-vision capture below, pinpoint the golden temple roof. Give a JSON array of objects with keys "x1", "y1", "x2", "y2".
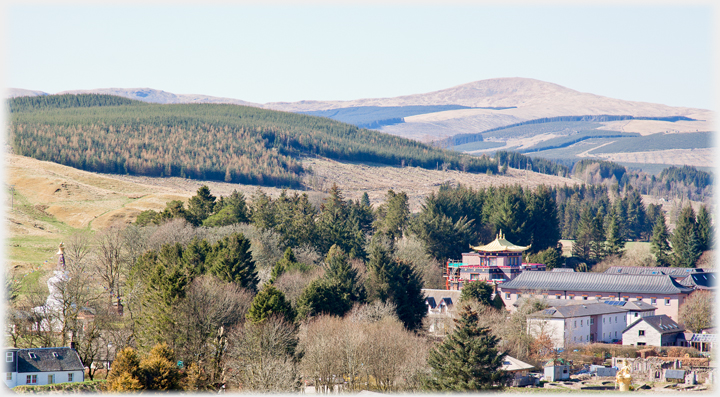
[{"x1": 470, "y1": 230, "x2": 530, "y2": 253}]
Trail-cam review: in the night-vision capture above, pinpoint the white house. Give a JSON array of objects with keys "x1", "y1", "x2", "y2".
[
  {"x1": 622, "y1": 315, "x2": 685, "y2": 347},
  {"x1": 527, "y1": 300, "x2": 657, "y2": 349},
  {"x1": 4, "y1": 347, "x2": 85, "y2": 388}
]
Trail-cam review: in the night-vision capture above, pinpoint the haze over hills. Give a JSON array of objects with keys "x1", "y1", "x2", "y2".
[{"x1": 8, "y1": 78, "x2": 714, "y2": 171}]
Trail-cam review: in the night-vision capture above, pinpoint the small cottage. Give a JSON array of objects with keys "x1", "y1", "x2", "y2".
[
  {"x1": 622, "y1": 315, "x2": 685, "y2": 347},
  {"x1": 4, "y1": 347, "x2": 85, "y2": 388}
]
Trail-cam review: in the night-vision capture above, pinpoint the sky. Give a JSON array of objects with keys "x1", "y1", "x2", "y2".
[{"x1": 3, "y1": 3, "x2": 717, "y2": 109}]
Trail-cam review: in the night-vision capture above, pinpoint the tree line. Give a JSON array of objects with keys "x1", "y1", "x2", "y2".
[
  {"x1": 7, "y1": 180, "x2": 713, "y2": 391},
  {"x1": 9, "y1": 94, "x2": 497, "y2": 188}
]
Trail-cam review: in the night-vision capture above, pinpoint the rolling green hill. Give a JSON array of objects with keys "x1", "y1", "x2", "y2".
[{"x1": 8, "y1": 94, "x2": 497, "y2": 188}]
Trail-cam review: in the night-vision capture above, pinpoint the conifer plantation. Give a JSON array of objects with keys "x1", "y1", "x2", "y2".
[{"x1": 8, "y1": 94, "x2": 497, "y2": 187}]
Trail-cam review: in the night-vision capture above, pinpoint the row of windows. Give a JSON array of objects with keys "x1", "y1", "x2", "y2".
[
  {"x1": 602, "y1": 331, "x2": 619, "y2": 339},
  {"x1": 9, "y1": 373, "x2": 74, "y2": 384}
]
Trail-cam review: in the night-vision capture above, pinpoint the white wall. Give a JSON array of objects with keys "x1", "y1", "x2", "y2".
[
  {"x1": 598, "y1": 313, "x2": 626, "y2": 342},
  {"x1": 15, "y1": 370, "x2": 83, "y2": 387},
  {"x1": 527, "y1": 318, "x2": 566, "y2": 349}
]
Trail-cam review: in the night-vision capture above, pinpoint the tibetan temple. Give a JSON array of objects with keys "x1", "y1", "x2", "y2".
[{"x1": 446, "y1": 231, "x2": 545, "y2": 290}]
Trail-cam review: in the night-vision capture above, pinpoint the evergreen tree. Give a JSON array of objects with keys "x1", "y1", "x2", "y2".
[
  {"x1": 389, "y1": 259, "x2": 426, "y2": 331},
  {"x1": 624, "y1": 188, "x2": 646, "y2": 241},
  {"x1": 650, "y1": 214, "x2": 672, "y2": 266},
  {"x1": 696, "y1": 205, "x2": 713, "y2": 251},
  {"x1": 246, "y1": 285, "x2": 295, "y2": 324},
  {"x1": 490, "y1": 187, "x2": 529, "y2": 246},
  {"x1": 572, "y1": 207, "x2": 593, "y2": 261},
  {"x1": 269, "y1": 247, "x2": 297, "y2": 284},
  {"x1": 526, "y1": 185, "x2": 560, "y2": 254},
  {"x1": 525, "y1": 246, "x2": 563, "y2": 271},
  {"x1": 187, "y1": 185, "x2": 217, "y2": 226},
  {"x1": 366, "y1": 237, "x2": 426, "y2": 330},
  {"x1": 374, "y1": 189, "x2": 410, "y2": 241},
  {"x1": 202, "y1": 190, "x2": 249, "y2": 227},
  {"x1": 671, "y1": 206, "x2": 701, "y2": 268},
  {"x1": 425, "y1": 305, "x2": 510, "y2": 391},
  {"x1": 295, "y1": 278, "x2": 352, "y2": 320},
  {"x1": 410, "y1": 210, "x2": 476, "y2": 264},
  {"x1": 349, "y1": 192, "x2": 375, "y2": 234},
  {"x1": 323, "y1": 245, "x2": 366, "y2": 303},
  {"x1": 317, "y1": 184, "x2": 366, "y2": 257},
  {"x1": 207, "y1": 233, "x2": 259, "y2": 292},
  {"x1": 460, "y1": 281, "x2": 497, "y2": 308},
  {"x1": 589, "y1": 213, "x2": 606, "y2": 261},
  {"x1": 605, "y1": 212, "x2": 625, "y2": 257},
  {"x1": 250, "y1": 189, "x2": 277, "y2": 230}
]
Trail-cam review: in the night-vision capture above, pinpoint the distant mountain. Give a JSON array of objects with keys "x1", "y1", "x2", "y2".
[
  {"x1": 56, "y1": 87, "x2": 262, "y2": 108},
  {"x1": 7, "y1": 88, "x2": 49, "y2": 98},
  {"x1": 8, "y1": 78, "x2": 713, "y2": 170}
]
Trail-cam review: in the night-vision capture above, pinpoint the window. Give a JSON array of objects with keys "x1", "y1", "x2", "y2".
[
  {"x1": 5, "y1": 352, "x2": 12, "y2": 362},
  {"x1": 574, "y1": 337, "x2": 576, "y2": 342},
  {"x1": 603, "y1": 332, "x2": 605, "y2": 339},
  {"x1": 637, "y1": 342, "x2": 646, "y2": 346},
  {"x1": 603, "y1": 317, "x2": 606, "y2": 324},
  {"x1": 29, "y1": 352, "x2": 37, "y2": 359},
  {"x1": 651, "y1": 298, "x2": 657, "y2": 305},
  {"x1": 635, "y1": 313, "x2": 639, "y2": 317},
  {"x1": 639, "y1": 330, "x2": 645, "y2": 336},
  {"x1": 582, "y1": 296, "x2": 588, "y2": 300},
  {"x1": 615, "y1": 331, "x2": 618, "y2": 337},
  {"x1": 615, "y1": 316, "x2": 618, "y2": 323},
  {"x1": 26, "y1": 374, "x2": 37, "y2": 384},
  {"x1": 574, "y1": 321, "x2": 577, "y2": 328},
  {"x1": 68, "y1": 373, "x2": 74, "y2": 382},
  {"x1": 505, "y1": 293, "x2": 510, "y2": 299},
  {"x1": 622, "y1": 297, "x2": 628, "y2": 302},
  {"x1": 516, "y1": 293, "x2": 522, "y2": 298},
  {"x1": 665, "y1": 298, "x2": 671, "y2": 306},
  {"x1": 581, "y1": 320, "x2": 584, "y2": 326},
  {"x1": 6, "y1": 373, "x2": 12, "y2": 381},
  {"x1": 590, "y1": 318, "x2": 594, "y2": 325},
  {"x1": 586, "y1": 335, "x2": 589, "y2": 341},
  {"x1": 48, "y1": 374, "x2": 54, "y2": 384}
]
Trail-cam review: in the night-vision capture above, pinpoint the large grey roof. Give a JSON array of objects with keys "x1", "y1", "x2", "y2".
[
  {"x1": 679, "y1": 273, "x2": 716, "y2": 289},
  {"x1": 16, "y1": 347, "x2": 84, "y2": 373},
  {"x1": 604, "y1": 266, "x2": 703, "y2": 278},
  {"x1": 528, "y1": 302, "x2": 628, "y2": 319},
  {"x1": 622, "y1": 315, "x2": 684, "y2": 334},
  {"x1": 499, "y1": 272, "x2": 694, "y2": 295}
]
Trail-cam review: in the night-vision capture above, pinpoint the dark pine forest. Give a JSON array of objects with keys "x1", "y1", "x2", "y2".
[{"x1": 8, "y1": 94, "x2": 497, "y2": 187}]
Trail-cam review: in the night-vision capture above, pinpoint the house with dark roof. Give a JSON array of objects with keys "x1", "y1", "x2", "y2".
[
  {"x1": 498, "y1": 271, "x2": 693, "y2": 322},
  {"x1": 4, "y1": 347, "x2": 84, "y2": 388},
  {"x1": 422, "y1": 289, "x2": 461, "y2": 336},
  {"x1": 622, "y1": 315, "x2": 685, "y2": 347}
]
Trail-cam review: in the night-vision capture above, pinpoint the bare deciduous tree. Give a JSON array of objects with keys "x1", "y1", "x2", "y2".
[
  {"x1": 679, "y1": 290, "x2": 715, "y2": 333},
  {"x1": 171, "y1": 275, "x2": 253, "y2": 364},
  {"x1": 226, "y1": 315, "x2": 299, "y2": 392},
  {"x1": 94, "y1": 227, "x2": 127, "y2": 308}
]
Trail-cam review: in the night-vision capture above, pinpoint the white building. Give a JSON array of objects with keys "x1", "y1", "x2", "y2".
[
  {"x1": 4, "y1": 347, "x2": 85, "y2": 388},
  {"x1": 526, "y1": 300, "x2": 657, "y2": 349}
]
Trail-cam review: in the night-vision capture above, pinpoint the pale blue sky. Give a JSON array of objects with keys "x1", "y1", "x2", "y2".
[{"x1": 4, "y1": 4, "x2": 716, "y2": 109}]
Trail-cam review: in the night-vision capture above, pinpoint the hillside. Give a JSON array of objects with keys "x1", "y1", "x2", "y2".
[
  {"x1": 8, "y1": 94, "x2": 497, "y2": 188},
  {"x1": 6, "y1": 152, "x2": 579, "y2": 271},
  {"x1": 9, "y1": 78, "x2": 713, "y2": 171}
]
